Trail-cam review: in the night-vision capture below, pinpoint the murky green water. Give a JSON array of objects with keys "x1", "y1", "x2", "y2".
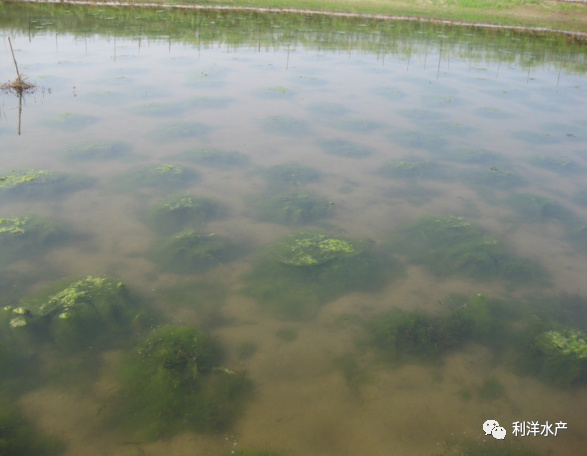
[{"x1": 2, "y1": 3, "x2": 587, "y2": 455}]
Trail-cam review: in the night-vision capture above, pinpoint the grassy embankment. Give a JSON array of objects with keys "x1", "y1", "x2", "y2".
[{"x1": 34, "y1": 0, "x2": 587, "y2": 34}]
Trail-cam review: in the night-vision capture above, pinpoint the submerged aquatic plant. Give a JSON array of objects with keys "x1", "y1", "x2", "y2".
[
  {"x1": 441, "y1": 148, "x2": 501, "y2": 165},
  {"x1": 367, "y1": 293, "x2": 518, "y2": 368},
  {"x1": 246, "y1": 191, "x2": 333, "y2": 225},
  {"x1": 61, "y1": 140, "x2": 133, "y2": 161},
  {"x1": 520, "y1": 325, "x2": 587, "y2": 387},
  {"x1": 143, "y1": 194, "x2": 226, "y2": 234},
  {"x1": 529, "y1": 154, "x2": 582, "y2": 174},
  {"x1": 461, "y1": 166, "x2": 524, "y2": 190},
  {"x1": 262, "y1": 115, "x2": 310, "y2": 137},
  {"x1": 151, "y1": 121, "x2": 213, "y2": 142},
  {"x1": 150, "y1": 230, "x2": 235, "y2": 273},
  {"x1": 507, "y1": 193, "x2": 574, "y2": 224},
  {"x1": 0, "y1": 215, "x2": 66, "y2": 267},
  {"x1": 258, "y1": 163, "x2": 322, "y2": 189},
  {"x1": 0, "y1": 399, "x2": 64, "y2": 456},
  {"x1": 378, "y1": 159, "x2": 444, "y2": 180},
  {"x1": 0, "y1": 168, "x2": 91, "y2": 199},
  {"x1": 270, "y1": 232, "x2": 358, "y2": 266},
  {"x1": 245, "y1": 231, "x2": 400, "y2": 319},
  {"x1": 173, "y1": 147, "x2": 249, "y2": 168},
  {"x1": 114, "y1": 163, "x2": 198, "y2": 193},
  {"x1": 15, "y1": 276, "x2": 139, "y2": 351},
  {"x1": 317, "y1": 139, "x2": 373, "y2": 158},
  {"x1": 107, "y1": 325, "x2": 250, "y2": 439},
  {"x1": 43, "y1": 112, "x2": 96, "y2": 130},
  {"x1": 386, "y1": 215, "x2": 548, "y2": 285}
]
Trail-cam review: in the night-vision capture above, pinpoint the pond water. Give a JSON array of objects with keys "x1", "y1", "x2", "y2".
[{"x1": 2, "y1": 3, "x2": 587, "y2": 455}]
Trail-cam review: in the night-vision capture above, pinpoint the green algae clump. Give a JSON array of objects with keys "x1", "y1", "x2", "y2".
[
  {"x1": 246, "y1": 192, "x2": 333, "y2": 225},
  {"x1": 387, "y1": 215, "x2": 548, "y2": 285},
  {"x1": 517, "y1": 323, "x2": 587, "y2": 387},
  {"x1": 245, "y1": 232, "x2": 400, "y2": 319},
  {"x1": 531, "y1": 328, "x2": 587, "y2": 386},
  {"x1": 144, "y1": 194, "x2": 226, "y2": 234},
  {"x1": 21, "y1": 276, "x2": 138, "y2": 351},
  {"x1": 271, "y1": 232, "x2": 357, "y2": 266},
  {"x1": 107, "y1": 325, "x2": 250, "y2": 440}
]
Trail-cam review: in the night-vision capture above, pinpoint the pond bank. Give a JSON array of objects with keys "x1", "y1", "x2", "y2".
[{"x1": 11, "y1": 0, "x2": 587, "y2": 36}]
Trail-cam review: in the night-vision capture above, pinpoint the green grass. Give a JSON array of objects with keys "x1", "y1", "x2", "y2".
[{"x1": 3, "y1": 0, "x2": 587, "y2": 33}]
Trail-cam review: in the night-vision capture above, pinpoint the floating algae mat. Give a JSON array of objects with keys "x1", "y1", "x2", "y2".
[
  {"x1": 105, "y1": 325, "x2": 251, "y2": 440},
  {"x1": 387, "y1": 215, "x2": 549, "y2": 285},
  {"x1": 245, "y1": 231, "x2": 400, "y2": 319}
]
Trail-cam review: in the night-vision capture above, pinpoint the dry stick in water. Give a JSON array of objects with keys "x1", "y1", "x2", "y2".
[
  {"x1": 8, "y1": 37, "x2": 21, "y2": 80},
  {"x1": 1, "y1": 37, "x2": 35, "y2": 94}
]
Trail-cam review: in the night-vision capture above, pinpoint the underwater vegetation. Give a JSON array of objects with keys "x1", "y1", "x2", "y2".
[
  {"x1": 390, "y1": 130, "x2": 449, "y2": 152},
  {"x1": 519, "y1": 324, "x2": 587, "y2": 387},
  {"x1": 246, "y1": 191, "x2": 333, "y2": 225},
  {"x1": 573, "y1": 188, "x2": 587, "y2": 208},
  {"x1": 440, "y1": 148, "x2": 502, "y2": 165},
  {"x1": 367, "y1": 293, "x2": 501, "y2": 364},
  {"x1": 0, "y1": 168, "x2": 91, "y2": 199},
  {"x1": 262, "y1": 115, "x2": 310, "y2": 137},
  {"x1": 306, "y1": 101, "x2": 350, "y2": 118},
  {"x1": 151, "y1": 121, "x2": 213, "y2": 142},
  {"x1": 113, "y1": 163, "x2": 198, "y2": 193},
  {"x1": 317, "y1": 139, "x2": 373, "y2": 158},
  {"x1": 229, "y1": 451, "x2": 280, "y2": 456},
  {"x1": 529, "y1": 154, "x2": 582, "y2": 174},
  {"x1": 0, "y1": 398, "x2": 64, "y2": 456},
  {"x1": 258, "y1": 163, "x2": 322, "y2": 190},
  {"x1": 507, "y1": 193, "x2": 575, "y2": 224},
  {"x1": 438, "y1": 436, "x2": 539, "y2": 456},
  {"x1": 0, "y1": 215, "x2": 67, "y2": 267},
  {"x1": 378, "y1": 159, "x2": 444, "y2": 180},
  {"x1": 106, "y1": 325, "x2": 251, "y2": 440},
  {"x1": 143, "y1": 194, "x2": 226, "y2": 235},
  {"x1": 461, "y1": 166, "x2": 525, "y2": 190},
  {"x1": 172, "y1": 147, "x2": 249, "y2": 168},
  {"x1": 150, "y1": 230, "x2": 235, "y2": 274},
  {"x1": 334, "y1": 118, "x2": 383, "y2": 134},
  {"x1": 476, "y1": 377, "x2": 506, "y2": 401},
  {"x1": 42, "y1": 112, "x2": 96, "y2": 130},
  {"x1": 7, "y1": 276, "x2": 140, "y2": 352},
  {"x1": 245, "y1": 231, "x2": 400, "y2": 319},
  {"x1": 61, "y1": 140, "x2": 133, "y2": 161},
  {"x1": 387, "y1": 215, "x2": 548, "y2": 285}
]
